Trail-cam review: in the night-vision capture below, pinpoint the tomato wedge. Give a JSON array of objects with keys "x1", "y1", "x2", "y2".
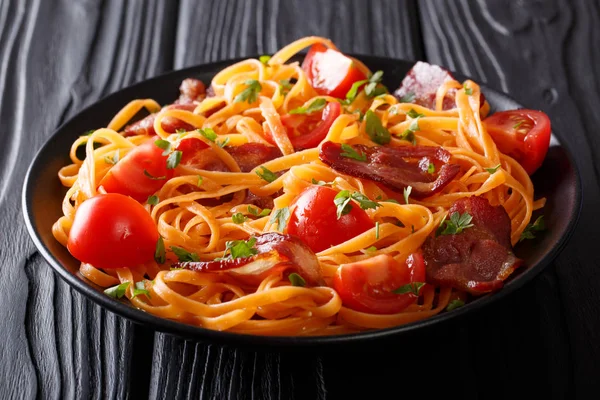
[
  {"x1": 267, "y1": 102, "x2": 341, "y2": 150},
  {"x1": 483, "y1": 109, "x2": 551, "y2": 175},
  {"x1": 302, "y1": 43, "x2": 367, "y2": 99},
  {"x1": 99, "y1": 138, "x2": 174, "y2": 202},
  {"x1": 68, "y1": 193, "x2": 159, "y2": 269},
  {"x1": 287, "y1": 185, "x2": 374, "y2": 253},
  {"x1": 176, "y1": 137, "x2": 210, "y2": 165},
  {"x1": 333, "y1": 253, "x2": 426, "y2": 314}
]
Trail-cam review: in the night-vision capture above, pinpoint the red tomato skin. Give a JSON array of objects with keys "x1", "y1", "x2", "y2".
[
  {"x1": 302, "y1": 43, "x2": 367, "y2": 99},
  {"x1": 287, "y1": 186, "x2": 374, "y2": 253},
  {"x1": 99, "y1": 138, "x2": 174, "y2": 202},
  {"x1": 67, "y1": 193, "x2": 159, "y2": 269},
  {"x1": 176, "y1": 137, "x2": 210, "y2": 165},
  {"x1": 290, "y1": 102, "x2": 341, "y2": 150},
  {"x1": 333, "y1": 254, "x2": 423, "y2": 314},
  {"x1": 483, "y1": 109, "x2": 551, "y2": 175}
]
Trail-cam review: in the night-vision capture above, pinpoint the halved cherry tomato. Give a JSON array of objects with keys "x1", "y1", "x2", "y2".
[
  {"x1": 67, "y1": 193, "x2": 159, "y2": 269},
  {"x1": 287, "y1": 185, "x2": 374, "y2": 253},
  {"x1": 266, "y1": 102, "x2": 341, "y2": 150},
  {"x1": 176, "y1": 137, "x2": 210, "y2": 165},
  {"x1": 333, "y1": 253, "x2": 426, "y2": 314},
  {"x1": 302, "y1": 43, "x2": 367, "y2": 99},
  {"x1": 483, "y1": 109, "x2": 551, "y2": 175},
  {"x1": 99, "y1": 138, "x2": 174, "y2": 202}
]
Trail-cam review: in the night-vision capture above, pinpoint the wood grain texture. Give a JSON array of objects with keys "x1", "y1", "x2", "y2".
[
  {"x1": 0, "y1": 0, "x2": 177, "y2": 398},
  {"x1": 420, "y1": 0, "x2": 600, "y2": 397}
]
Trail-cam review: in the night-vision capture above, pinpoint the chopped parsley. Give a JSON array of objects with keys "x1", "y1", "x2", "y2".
[
  {"x1": 382, "y1": 198, "x2": 400, "y2": 204},
  {"x1": 288, "y1": 273, "x2": 306, "y2": 287},
  {"x1": 344, "y1": 70, "x2": 386, "y2": 103},
  {"x1": 154, "y1": 237, "x2": 166, "y2": 264},
  {"x1": 311, "y1": 178, "x2": 333, "y2": 186},
  {"x1": 519, "y1": 215, "x2": 545, "y2": 242},
  {"x1": 144, "y1": 169, "x2": 166, "y2": 180},
  {"x1": 406, "y1": 109, "x2": 425, "y2": 119},
  {"x1": 259, "y1": 55, "x2": 271, "y2": 65},
  {"x1": 232, "y1": 212, "x2": 248, "y2": 224},
  {"x1": 428, "y1": 163, "x2": 435, "y2": 174},
  {"x1": 279, "y1": 79, "x2": 293, "y2": 95},
  {"x1": 166, "y1": 150, "x2": 182, "y2": 169},
  {"x1": 155, "y1": 138, "x2": 181, "y2": 169},
  {"x1": 334, "y1": 190, "x2": 353, "y2": 219},
  {"x1": 269, "y1": 207, "x2": 290, "y2": 232},
  {"x1": 513, "y1": 120, "x2": 525, "y2": 130},
  {"x1": 247, "y1": 206, "x2": 271, "y2": 217},
  {"x1": 392, "y1": 282, "x2": 425, "y2": 295},
  {"x1": 170, "y1": 246, "x2": 200, "y2": 262},
  {"x1": 198, "y1": 128, "x2": 217, "y2": 142},
  {"x1": 463, "y1": 83, "x2": 473, "y2": 96},
  {"x1": 197, "y1": 176, "x2": 203, "y2": 186},
  {"x1": 437, "y1": 211, "x2": 474, "y2": 236},
  {"x1": 485, "y1": 164, "x2": 501, "y2": 174},
  {"x1": 365, "y1": 246, "x2": 377, "y2": 253},
  {"x1": 398, "y1": 92, "x2": 416, "y2": 103},
  {"x1": 223, "y1": 237, "x2": 258, "y2": 259},
  {"x1": 446, "y1": 299, "x2": 465, "y2": 311},
  {"x1": 104, "y1": 282, "x2": 130, "y2": 299},
  {"x1": 176, "y1": 128, "x2": 188, "y2": 135},
  {"x1": 398, "y1": 117, "x2": 420, "y2": 145},
  {"x1": 234, "y1": 79, "x2": 262, "y2": 104},
  {"x1": 403, "y1": 186, "x2": 412, "y2": 204},
  {"x1": 255, "y1": 166, "x2": 278, "y2": 183},
  {"x1": 147, "y1": 195, "x2": 159, "y2": 206},
  {"x1": 365, "y1": 110, "x2": 391, "y2": 145},
  {"x1": 104, "y1": 150, "x2": 120, "y2": 165},
  {"x1": 340, "y1": 143, "x2": 367, "y2": 161},
  {"x1": 132, "y1": 281, "x2": 151, "y2": 298},
  {"x1": 217, "y1": 137, "x2": 230, "y2": 148},
  {"x1": 155, "y1": 139, "x2": 172, "y2": 155},
  {"x1": 350, "y1": 192, "x2": 382, "y2": 211},
  {"x1": 289, "y1": 98, "x2": 327, "y2": 115}
]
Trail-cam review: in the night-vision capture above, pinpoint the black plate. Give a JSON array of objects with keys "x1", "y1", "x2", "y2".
[{"x1": 22, "y1": 55, "x2": 582, "y2": 349}]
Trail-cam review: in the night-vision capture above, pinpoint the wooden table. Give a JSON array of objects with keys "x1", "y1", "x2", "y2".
[{"x1": 2, "y1": 0, "x2": 599, "y2": 398}]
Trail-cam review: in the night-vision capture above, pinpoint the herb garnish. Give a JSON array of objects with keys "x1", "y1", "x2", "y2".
[
  {"x1": 365, "y1": 110, "x2": 391, "y2": 145},
  {"x1": 232, "y1": 213, "x2": 248, "y2": 224},
  {"x1": 519, "y1": 216, "x2": 545, "y2": 242},
  {"x1": 437, "y1": 212, "x2": 474, "y2": 236},
  {"x1": 247, "y1": 206, "x2": 271, "y2": 217},
  {"x1": 288, "y1": 273, "x2": 306, "y2": 287},
  {"x1": 259, "y1": 55, "x2": 271, "y2": 65},
  {"x1": 289, "y1": 98, "x2": 327, "y2": 115},
  {"x1": 198, "y1": 128, "x2": 217, "y2": 142},
  {"x1": 463, "y1": 83, "x2": 473, "y2": 96},
  {"x1": 398, "y1": 92, "x2": 416, "y2": 103},
  {"x1": 340, "y1": 143, "x2": 367, "y2": 161},
  {"x1": 446, "y1": 299, "x2": 465, "y2": 311},
  {"x1": 144, "y1": 170, "x2": 166, "y2": 180},
  {"x1": 104, "y1": 282, "x2": 130, "y2": 299},
  {"x1": 334, "y1": 191, "x2": 381, "y2": 219},
  {"x1": 170, "y1": 246, "x2": 200, "y2": 262},
  {"x1": 234, "y1": 79, "x2": 262, "y2": 104},
  {"x1": 392, "y1": 282, "x2": 425, "y2": 295},
  {"x1": 132, "y1": 281, "x2": 151, "y2": 298},
  {"x1": 155, "y1": 237, "x2": 166, "y2": 264},
  {"x1": 223, "y1": 237, "x2": 258, "y2": 259},
  {"x1": 269, "y1": 207, "x2": 290, "y2": 232},
  {"x1": 255, "y1": 166, "x2": 278, "y2": 183},
  {"x1": 406, "y1": 109, "x2": 425, "y2": 119},
  {"x1": 147, "y1": 195, "x2": 159, "y2": 206},
  {"x1": 485, "y1": 164, "x2": 501, "y2": 174},
  {"x1": 428, "y1": 163, "x2": 435, "y2": 174}
]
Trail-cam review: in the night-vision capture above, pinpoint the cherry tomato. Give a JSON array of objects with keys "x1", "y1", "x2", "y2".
[
  {"x1": 99, "y1": 138, "x2": 174, "y2": 202},
  {"x1": 333, "y1": 253, "x2": 426, "y2": 314},
  {"x1": 287, "y1": 186, "x2": 374, "y2": 253},
  {"x1": 301, "y1": 43, "x2": 367, "y2": 99},
  {"x1": 67, "y1": 193, "x2": 159, "y2": 269},
  {"x1": 483, "y1": 109, "x2": 551, "y2": 175},
  {"x1": 266, "y1": 102, "x2": 341, "y2": 150},
  {"x1": 176, "y1": 137, "x2": 210, "y2": 165}
]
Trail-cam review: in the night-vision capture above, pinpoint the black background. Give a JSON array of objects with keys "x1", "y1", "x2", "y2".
[{"x1": 1, "y1": 0, "x2": 599, "y2": 398}]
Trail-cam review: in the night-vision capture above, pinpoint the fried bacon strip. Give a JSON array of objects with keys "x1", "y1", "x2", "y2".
[
  {"x1": 318, "y1": 141, "x2": 460, "y2": 199},
  {"x1": 422, "y1": 196, "x2": 522, "y2": 295},
  {"x1": 176, "y1": 233, "x2": 324, "y2": 286}
]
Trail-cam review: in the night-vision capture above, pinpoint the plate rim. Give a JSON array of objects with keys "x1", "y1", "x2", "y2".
[{"x1": 21, "y1": 54, "x2": 583, "y2": 347}]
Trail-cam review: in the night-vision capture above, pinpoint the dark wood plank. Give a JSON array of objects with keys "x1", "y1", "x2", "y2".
[
  {"x1": 149, "y1": 1, "x2": 425, "y2": 399},
  {"x1": 0, "y1": 0, "x2": 178, "y2": 397},
  {"x1": 419, "y1": 0, "x2": 600, "y2": 397}
]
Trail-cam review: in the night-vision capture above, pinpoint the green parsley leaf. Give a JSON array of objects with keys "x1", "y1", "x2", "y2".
[
  {"x1": 176, "y1": 128, "x2": 187, "y2": 134},
  {"x1": 463, "y1": 83, "x2": 473, "y2": 96},
  {"x1": 255, "y1": 166, "x2": 278, "y2": 183},
  {"x1": 104, "y1": 150, "x2": 120, "y2": 165},
  {"x1": 437, "y1": 211, "x2": 474, "y2": 236},
  {"x1": 132, "y1": 281, "x2": 151, "y2": 298},
  {"x1": 485, "y1": 164, "x2": 501, "y2": 174},
  {"x1": 155, "y1": 139, "x2": 172, "y2": 155},
  {"x1": 392, "y1": 282, "x2": 425, "y2": 295},
  {"x1": 398, "y1": 92, "x2": 416, "y2": 103},
  {"x1": 147, "y1": 195, "x2": 159, "y2": 206},
  {"x1": 369, "y1": 70, "x2": 384, "y2": 83},
  {"x1": 104, "y1": 282, "x2": 130, "y2": 299},
  {"x1": 170, "y1": 246, "x2": 200, "y2": 262},
  {"x1": 340, "y1": 143, "x2": 367, "y2": 161},
  {"x1": 403, "y1": 186, "x2": 412, "y2": 204},
  {"x1": 365, "y1": 246, "x2": 377, "y2": 253},
  {"x1": 144, "y1": 169, "x2": 166, "y2": 180},
  {"x1": 406, "y1": 109, "x2": 425, "y2": 119},
  {"x1": 289, "y1": 98, "x2": 327, "y2": 115},
  {"x1": 519, "y1": 215, "x2": 546, "y2": 242},
  {"x1": 247, "y1": 206, "x2": 271, "y2": 217},
  {"x1": 218, "y1": 137, "x2": 230, "y2": 148},
  {"x1": 428, "y1": 163, "x2": 435, "y2": 174},
  {"x1": 345, "y1": 79, "x2": 369, "y2": 103},
  {"x1": 513, "y1": 120, "x2": 525, "y2": 130},
  {"x1": 234, "y1": 79, "x2": 262, "y2": 104},
  {"x1": 259, "y1": 55, "x2": 271, "y2": 65},
  {"x1": 269, "y1": 207, "x2": 290, "y2": 232},
  {"x1": 155, "y1": 236, "x2": 166, "y2": 264},
  {"x1": 279, "y1": 79, "x2": 293, "y2": 95},
  {"x1": 197, "y1": 128, "x2": 217, "y2": 142},
  {"x1": 375, "y1": 221, "x2": 380, "y2": 239},
  {"x1": 365, "y1": 71, "x2": 387, "y2": 98},
  {"x1": 382, "y1": 198, "x2": 400, "y2": 204},
  {"x1": 311, "y1": 178, "x2": 333, "y2": 186},
  {"x1": 409, "y1": 118, "x2": 420, "y2": 132},
  {"x1": 333, "y1": 190, "x2": 353, "y2": 219},
  {"x1": 166, "y1": 150, "x2": 182, "y2": 169},
  {"x1": 288, "y1": 273, "x2": 306, "y2": 287},
  {"x1": 197, "y1": 176, "x2": 203, "y2": 186},
  {"x1": 81, "y1": 129, "x2": 95, "y2": 137},
  {"x1": 364, "y1": 110, "x2": 391, "y2": 145},
  {"x1": 224, "y1": 237, "x2": 258, "y2": 259},
  {"x1": 351, "y1": 192, "x2": 382, "y2": 210},
  {"x1": 232, "y1": 213, "x2": 247, "y2": 224},
  {"x1": 399, "y1": 129, "x2": 416, "y2": 145},
  {"x1": 446, "y1": 299, "x2": 465, "y2": 311}
]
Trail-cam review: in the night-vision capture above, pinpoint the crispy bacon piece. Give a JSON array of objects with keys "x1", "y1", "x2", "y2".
[
  {"x1": 393, "y1": 61, "x2": 485, "y2": 110},
  {"x1": 176, "y1": 233, "x2": 324, "y2": 285},
  {"x1": 226, "y1": 143, "x2": 282, "y2": 172},
  {"x1": 176, "y1": 78, "x2": 206, "y2": 104},
  {"x1": 123, "y1": 103, "x2": 196, "y2": 137},
  {"x1": 422, "y1": 196, "x2": 522, "y2": 295},
  {"x1": 318, "y1": 141, "x2": 460, "y2": 199}
]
